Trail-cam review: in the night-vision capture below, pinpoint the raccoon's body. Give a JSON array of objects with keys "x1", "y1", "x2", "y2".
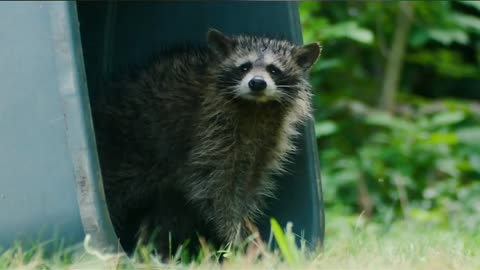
[{"x1": 93, "y1": 30, "x2": 320, "y2": 255}]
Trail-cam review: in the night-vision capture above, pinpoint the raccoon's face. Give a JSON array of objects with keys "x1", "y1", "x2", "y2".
[
  {"x1": 207, "y1": 29, "x2": 321, "y2": 104},
  {"x1": 227, "y1": 52, "x2": 298, "y2": 103}
]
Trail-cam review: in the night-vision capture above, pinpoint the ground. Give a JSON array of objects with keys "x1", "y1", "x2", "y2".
[{"x1": 2, "y1": 213, "x2": 479, "y2": 270}]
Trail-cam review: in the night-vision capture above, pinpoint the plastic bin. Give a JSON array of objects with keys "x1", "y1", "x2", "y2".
[{"x1": 0, "y1": 1, "x2": 324, "y2": 253}]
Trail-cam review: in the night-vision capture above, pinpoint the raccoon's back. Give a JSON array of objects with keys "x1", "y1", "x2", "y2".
[{"x1": 92, "y1": 49, "x2": 211, "y2": 189}]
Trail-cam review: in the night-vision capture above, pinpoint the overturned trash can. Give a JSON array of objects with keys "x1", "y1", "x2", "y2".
[{"x1": 0, "y1": 1, "x2": 324, "y2": 254}]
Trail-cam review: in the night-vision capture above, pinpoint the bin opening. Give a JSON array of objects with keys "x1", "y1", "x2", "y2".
[{"x1": 77, "y1": 2, "x2": 324, "y2": 255}]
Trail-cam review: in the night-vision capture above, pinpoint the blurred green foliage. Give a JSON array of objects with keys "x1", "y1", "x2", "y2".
[{"x1": 301, "y1": 1, "x2": 480, "y2": 231}]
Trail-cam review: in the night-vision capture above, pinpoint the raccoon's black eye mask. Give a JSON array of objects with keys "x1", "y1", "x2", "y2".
[
  {"x1": 266, "y1": 64, "x2": 282, "y2": 75},
  {"x1": 239, "y1": 62, "x2": 252, "y2": 73}
]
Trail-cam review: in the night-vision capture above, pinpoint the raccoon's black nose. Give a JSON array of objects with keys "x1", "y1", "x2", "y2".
[{"x1": 248, "y1": 77, "x2": 267, "y2": 92}]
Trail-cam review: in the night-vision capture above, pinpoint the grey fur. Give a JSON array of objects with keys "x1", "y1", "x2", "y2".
[{"x1": 92, "y1": 29, "x2": 320, "y2": 255}]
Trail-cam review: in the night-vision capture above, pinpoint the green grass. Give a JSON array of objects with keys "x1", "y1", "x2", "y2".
[{"x1": 2, "y1": 214, "x2": 479, "y2": 270}]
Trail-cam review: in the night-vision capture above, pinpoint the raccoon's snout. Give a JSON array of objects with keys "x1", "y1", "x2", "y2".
[{"x1": 248, "y1": 76, "x2": 267, "y2": 92}]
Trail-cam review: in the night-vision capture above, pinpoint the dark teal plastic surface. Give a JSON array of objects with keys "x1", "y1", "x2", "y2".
[
  {"x1": 0, "y1": 1, "x2": 323, "y2": 252},
  {"x1": 0, "y1": 2, "x2": 117, "y2": 252}
]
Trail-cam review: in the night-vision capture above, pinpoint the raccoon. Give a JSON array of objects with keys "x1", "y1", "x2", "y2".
[{"x1": 92, "y1": 29, "x2": 321, "y2": 255}]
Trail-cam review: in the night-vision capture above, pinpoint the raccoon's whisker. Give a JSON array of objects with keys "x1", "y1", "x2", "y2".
[
  {"x1": 223, "y1": 87, "x2": 240, "y2": 91},
  {"x1": 218, "y1": 91, "x2": 241, "y2": 103},
  {"x1": 276, "y1": 85, "x2": 297, "y2": 89},
  {"x1": 225, "y1": 93, "x2": 240, "y2": 101},
  {"x1": 275, "y1": 98, "x2": 288, "y2": 106},
  {"x1": 273, "y1": 93, "x2": 291, "y2": 105},
  {"x1": 219, "y1": 89, "x2": 236, "y2": 94},
  {"x1": 220, "y1": 93, "x2": 241, "y2": 102},
  {"x1": 217, "y1": 79, "x2": 242, "y2": 85},
  {"x1": 281, "y1": 91, "x2": 296, "y2": 97},
  {"x1": 218, "y1": 91, "x2": 238, "y2": 97},
  {"x1": 283, "y1": 94, "x2": 297, "y2": 101},
  {"x1": 220, "y1": 86, "x2": 241, "y2": 91},
  {"x1": 219, "y1": 94, "x2": 240, "y2": 104},
  {"x1": 279, "y1": 93, "x2": 297, "y2": 103}
]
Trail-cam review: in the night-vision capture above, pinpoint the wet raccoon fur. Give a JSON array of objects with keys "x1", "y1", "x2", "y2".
[{"x1": 92, "y1": 29, "x2": 321, "y2": 255}]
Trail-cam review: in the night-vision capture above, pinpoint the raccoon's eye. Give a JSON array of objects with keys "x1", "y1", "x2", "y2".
[
  {"x1": 239, "y1": 62, "x2": 252, "y2": 73},
  {"x1": 267, "y1": 64, "x2": 282, "y2": 75}
]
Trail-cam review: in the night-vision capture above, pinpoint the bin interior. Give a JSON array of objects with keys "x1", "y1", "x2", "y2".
[{"x1": 76, "y1": 2, "x2": 324, "y2": 251}]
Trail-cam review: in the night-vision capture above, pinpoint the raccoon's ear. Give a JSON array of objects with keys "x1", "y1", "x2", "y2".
[
  {"x1": 207, "y1": 29, "x2": 233, "y2": 56},
  {"x1": 294, "y1": 42, "x2": 322, "y2": 71}
]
